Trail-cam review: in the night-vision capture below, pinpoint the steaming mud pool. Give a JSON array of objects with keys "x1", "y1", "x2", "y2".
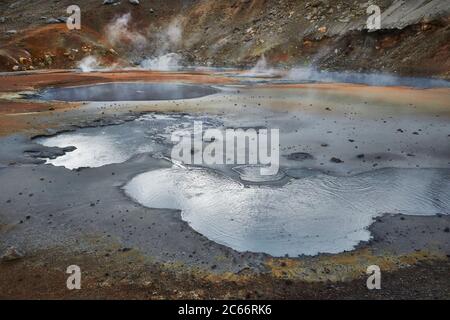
[
  {"x1": 34, "y1": 80, "x2": 450, "y2": 257},
  {"x1": 37, "y1": 82, "x2": 218, "y2": 102}
]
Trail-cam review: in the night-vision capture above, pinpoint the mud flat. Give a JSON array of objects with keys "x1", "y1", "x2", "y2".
[{"x1": 0, "y1": 70, "x2": 449, "y2": 299}]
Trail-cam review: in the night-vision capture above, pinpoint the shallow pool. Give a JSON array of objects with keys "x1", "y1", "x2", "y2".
[
  {"x1": 37, "y1": 82, "x2": 218, "y2": 102},
  {"x1": 124, "y1": 166, "x2": 450, "y2": 256}
]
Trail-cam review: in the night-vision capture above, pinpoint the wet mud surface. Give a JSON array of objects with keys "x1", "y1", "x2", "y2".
[
  {"x1": 0, "y1": 70, "x2": 449, "y2": 299},
  {"x1": 36, "y1": 82, "x2": 219, "y2": 102}
]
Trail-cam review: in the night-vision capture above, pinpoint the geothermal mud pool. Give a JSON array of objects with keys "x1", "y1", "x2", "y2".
[
  {"x1": 124, "y1": 167, "x2": 450, "y2": 256},
  {"x1": 37, "y1": 82, "x2": 219, "y2": 102},
  {"x1": 34, "y1": 79, "x2": 450, "y2": 257}
]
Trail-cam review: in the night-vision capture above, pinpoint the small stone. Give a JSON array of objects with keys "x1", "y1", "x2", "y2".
[
  {"x1": 46, "y1": 18, "x2": 62, "y2": 24},
  {"x1": 62, "y1": 146, "x2": 76, "y2": 152},
  {"x1": 330, "y1": 157, "x2": 344, "y2": 163},
  {"x1": 1, "y1": 246, "x2": 24, "y2": 262}
]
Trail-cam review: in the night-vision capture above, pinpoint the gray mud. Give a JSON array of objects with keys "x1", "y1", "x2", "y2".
[
  {"x1": 1, "y1": 80, "x2": 449, "y2": 272},
  {"x1": 35, "y1": 83, "x2": 219, "y2": 102}
]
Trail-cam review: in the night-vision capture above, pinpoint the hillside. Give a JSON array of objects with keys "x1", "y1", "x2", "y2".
[{"x1": 0, "y1": 0, "x2": 449, "y2": 77}]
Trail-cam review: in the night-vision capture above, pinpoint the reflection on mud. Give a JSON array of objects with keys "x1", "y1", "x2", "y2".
[
  {"x1": 124, "y1": 167, "x2": 450, "y2": 256},
  {"x1": 37, "y1": 82, "x2": 218, "y2": 102},
  {"x1": 34, "y1": 80, "x2": 450, "y2": 256}
]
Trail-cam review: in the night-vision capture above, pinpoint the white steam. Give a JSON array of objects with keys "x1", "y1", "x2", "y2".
[
  {"x1": 242, "y1": 55, "x2": 281, "y2": 77},
  {"x1": 164, "y1": 19, "x2": 182, "y2": 48},
  {"x1": 77, "y1": 56, "x2": 100, "y2": 72},
  {"x1": 285, "y1": 67, "x2": 450, "y2": 88},
  {"x1": 105, "y1": 13, "x2": 147, "y2": 49},
  {"x1": 104, "y1": 14, "x2": 184, "y2": 71},
  {"x1": 140, "y1": 18, "x2": 184, "y2": 71},
  {"x1": 140, "y1": 53, "x2": 181, "y2": 71}
]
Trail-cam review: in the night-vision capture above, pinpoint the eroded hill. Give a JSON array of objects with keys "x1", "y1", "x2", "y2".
[{"x1": 0, "y1": 0, "x2": 449, "y2": 78}]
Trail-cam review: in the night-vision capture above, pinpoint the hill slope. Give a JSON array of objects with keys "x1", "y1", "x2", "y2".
[{"x1": 0, "y1": 0, "x2": 449, "y2": 78}]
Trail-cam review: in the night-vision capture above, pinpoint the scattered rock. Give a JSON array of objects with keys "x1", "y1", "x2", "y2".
[
  {"x1": 62, "y1": 146, "x2": 77, "y2": 153},
  {"x1": 46, "y1": 18, "x2": 62, "y2": 24},
  {"x1": 1, "y1": 246, "x2": 24, "y2": 262},
  {"x1": 287, "y1": 152, "x2": 314, "y2": 161},
  {"x1": 330, "y1": 157, "x2": 344, "y2": 163},
  {"x1": 103, "y1": 0, "x2": 120, "y2": 5},
  {"x1": 338, "y1": 17, "x2": 351, "y2": 23}
]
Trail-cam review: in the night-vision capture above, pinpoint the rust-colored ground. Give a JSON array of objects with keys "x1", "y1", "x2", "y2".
[
  {"x1": 0, "y1": 70, "x2": 234, "y2": 92},
  {"x1": 0, "y1": 70, "x2": 449, "y2": 299},
  {"x1": 0, "y1": 70, "x2": 235, "y2": 136},
  {"x1": 1, "y1": 70, "x2": 449, "y2": 137},
  {"x1": 263, "y1": 83, "x2": 450, "y2": 110},
  {"x1": 0, "y1": 246, "x2": 448, "y2": 300}
]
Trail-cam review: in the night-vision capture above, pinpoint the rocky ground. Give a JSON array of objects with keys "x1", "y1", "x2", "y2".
[
  {"x1": 0, "y1": 70, "x2": 449, "y2": 299},
  {"x1": 0, "y1": 0, "x2": 449, "y2": 77},
  {"x1": 0, "y1": 245, "x2": 449, "y2": 299},
  {"x1": 0, "y1": 0, "x2": 449, "y2": 301}
]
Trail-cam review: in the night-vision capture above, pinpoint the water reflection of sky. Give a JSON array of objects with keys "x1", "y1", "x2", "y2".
[
  {"x1": 38, "y1": 83, "x2": 219, "y2": 102},
  {"x1": 124, "y1": 167, "x2": 450, "y2": 257}
]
